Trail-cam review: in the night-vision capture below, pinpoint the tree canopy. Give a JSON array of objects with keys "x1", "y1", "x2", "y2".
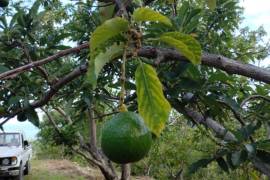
[{"x1": 0, "y1": 0, "x2": 270, "y2": 179}]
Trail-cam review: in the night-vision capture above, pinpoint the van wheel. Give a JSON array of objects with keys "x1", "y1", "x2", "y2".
[
  {"x1": 24, "y1": 160, "x2": 31, "y2": 175},
  {"x1": 14, "y1": 162, "x2": 23, "y2": 180}
]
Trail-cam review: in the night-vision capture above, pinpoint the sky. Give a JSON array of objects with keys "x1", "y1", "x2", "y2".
[
  {"x1": 1, "y1": 0, "x2": 270, "y2": 140},
  {"x1": 239, "y1": 0, "x2": 270, "y2": 66}
]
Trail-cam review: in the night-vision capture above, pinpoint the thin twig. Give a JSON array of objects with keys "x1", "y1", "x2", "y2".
[
  {"x1": 54, "y1": 106, "x2": 73, "y2": 124},
  {"x1": 72, "y1": 147, "x2": 103, "y2": 167},
  {"x1": 241, "y1": 95, "x2": 270, "y2": 107},
  {"x1": 0, "y1": 43, "x2": 88, "y2": 80},
  {"x1": 40, "y1": 107, "x2": 62, "y2": 135}
]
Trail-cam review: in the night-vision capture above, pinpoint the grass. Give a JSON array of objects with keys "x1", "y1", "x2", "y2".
[{"x1": 24, "y1": 160, "x2": 86, "y2": 180}]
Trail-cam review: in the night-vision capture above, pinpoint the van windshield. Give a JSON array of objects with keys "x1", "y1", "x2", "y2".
[{"x1": 0, "y1": 133, "x2": 20, "y2": 147}]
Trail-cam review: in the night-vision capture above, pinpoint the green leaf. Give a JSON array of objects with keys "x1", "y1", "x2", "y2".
[
  {"x1": 189, "y1": 158, "x2": 214, "y2": 174},
  {"x1": 256, "y1": 140, "x2": 270, "y2": 153},
  {"x1": 160, "y1": 32, "x2": 202, "y2": 65},
  {"x1": 245, "y1": 144, "x2": 256, "y2": 156},
  {"x1": 0, "y1": 16, "x2": 7, "y2": 29},
  {"x1": 207, "y1": 0, "x2": 217, "y2": 10},
  {"x1": 133, "y1": 7, "x2": 172, "y2": 27},
  {"x1": 17, "y1": 11, "x2": 26, "y2": 27},
  {"x1": 256, "y1": 150, "x2": 270, "y2": 163},
  {"x1": 87, "y1": 43, "x2": 124, "y2": 87},
  {"x1": 227, "y1": 150, "x2": 248, "y2": 168},
  {"x1": 234, "y1": 121, "x2": 262, "y2": 142},
  {"x1": 90, "y1": 17, "x2": 128, "y2": 58},
  {"x1": 216, "y1": 157, "x2": 229, "y2": 173},
  {"x1": 220, "y1": 96, "x2": 241, "y2": 113},
  {"x1": 29, "y1": 0, "x2": 41, "y2": 18},
  {"x1": 226, "y1": 153, "x2": 236, "y2": 170},
  {"x1": 25, "y1": 109, "x2": 39, "y2": 127},
  {"x1": 99, "y1": 2, "x2": 115, "y2": 23},
  {"x1": 231, "y1": 151, "x2": 241, "y2": 166},
  {"x1": 8, "y1": 96, "x2": 21, "y2": 106},
  {"x1": 250, "y1": 171, "x2": 260, "y2": 180},
  {"x1": 135, "y1": 63, "x2": 171, "y2": 136},
  {"x1": 0, "y1": 65, "x2": 9, "y2": 73}
]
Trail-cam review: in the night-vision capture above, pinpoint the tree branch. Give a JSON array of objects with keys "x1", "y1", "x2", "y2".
[
  {"x1": 137, "y1": 47, "x2": 270, "y2": 84},
  {"x1": 54, "y1": 106, "x2": 73, "y2": 124},
  {"x1": 0, "y1": 64, "x2": 88, "y2": 125},
  {"x1": 241, "y1": 95, "x2": 270, "y2": 107},
  {"x1": 1, "y1": 44, "x2": 269, "y2": 84},
  {"x1": 0, "y1": 43, "x2": 88, "y2": 80},
  {"x1": 170, "y1": 98, "x2": 270, "y2": 177},
  {"x1": 87, "y1": 103, "x2": 118, "y2": 180},
  {"x1": 88, "y1": 104, "x2": 97, "y2": 149},
  {"x1": 40, "y1": 107, "x2": 62, "y2": 135},
  {"x1": 72, "y1": 147, "x2": 104, "y2": 167}
]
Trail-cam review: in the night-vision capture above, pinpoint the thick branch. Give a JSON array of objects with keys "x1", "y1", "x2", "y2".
[
  {"x1": 31, "y1": 65, "x2": 87, "y2": 107},
  {"x1": 1, "y1": 44, "x2": 269, "y2": 84},
  {"x1": 185, "y1": 108, "x2": 237, "y2": 142},
  {"x1": 137, "y1": 47, "x2": 270, "y2": 84}
]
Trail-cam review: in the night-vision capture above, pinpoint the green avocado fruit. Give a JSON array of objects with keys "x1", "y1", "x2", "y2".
[
  {"x1": 0, "y1": 0, "x2": 9, "y2": 7},
  {"x1": 101, "y1": 112, "x2": 152, "y2": 164}
]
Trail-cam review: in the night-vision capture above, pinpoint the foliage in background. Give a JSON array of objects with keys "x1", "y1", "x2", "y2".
[{"x1": 0, "y1": 0, "x2": 269, "y2": 179}]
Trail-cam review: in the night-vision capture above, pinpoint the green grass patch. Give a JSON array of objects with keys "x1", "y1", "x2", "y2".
[{"x1": 24, "y1": 160, "x2": 86, "y2": 180}]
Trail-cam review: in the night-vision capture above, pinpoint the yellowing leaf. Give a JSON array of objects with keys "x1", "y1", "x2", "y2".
[
  {"x1": 135, "y1": 63, "x2": 171, "y2": 136},
  {"x1": 88, "y1": 43, "x2": 124, "y2": 88},
  {"x1": 90, "y1": 17, "x2": 128, "y2": 58},
  {"x1": 207, "y1": 0, "x2": 216, "y2": 10},
  {"x1": 166, "y1": 0, "x2": 175, "y2": 4},
  {"x1": 133, "y1": 7, "x2": 172, "y2": 27},
  {"x1": 250, "y1": 171, "x2": 260, "y2": 180},
  {"x1": 160, "y1": 32, "x2": 202, "y2": 65}
]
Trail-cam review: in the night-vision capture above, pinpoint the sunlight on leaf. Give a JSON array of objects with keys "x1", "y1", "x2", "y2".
[
  {"x1": 207, "y1": 0, "x2": 217, "y2": 10},
  {"x1": 160, "y1": 32, "x2": 202, "y2": 64},
  {"x1": 135, "y1": 63, "x2": 171, "y2": 136},
  {"x1": 90, "y1": 17, "x2": 128, "y2": 58},
  {"x1": 133, "y1": 7, "x2": 172, "y2": 27},
  {"x1": 88, "y1": 43, "x2": 124, "y2": 88}
]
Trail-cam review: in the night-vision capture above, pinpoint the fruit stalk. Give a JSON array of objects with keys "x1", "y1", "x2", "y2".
[{"x1": 119, "y1": 36, "x2": 130, "y2": 112}]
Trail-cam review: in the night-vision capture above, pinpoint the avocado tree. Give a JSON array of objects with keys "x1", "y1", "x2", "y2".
[{"x1": 0, "y1": 0, "x2": 270, "y2": 179}]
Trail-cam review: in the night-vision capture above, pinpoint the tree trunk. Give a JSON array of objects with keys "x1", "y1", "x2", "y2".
[{"x1": 88, "y1": 104, "x2": 119, "y2": 180}]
